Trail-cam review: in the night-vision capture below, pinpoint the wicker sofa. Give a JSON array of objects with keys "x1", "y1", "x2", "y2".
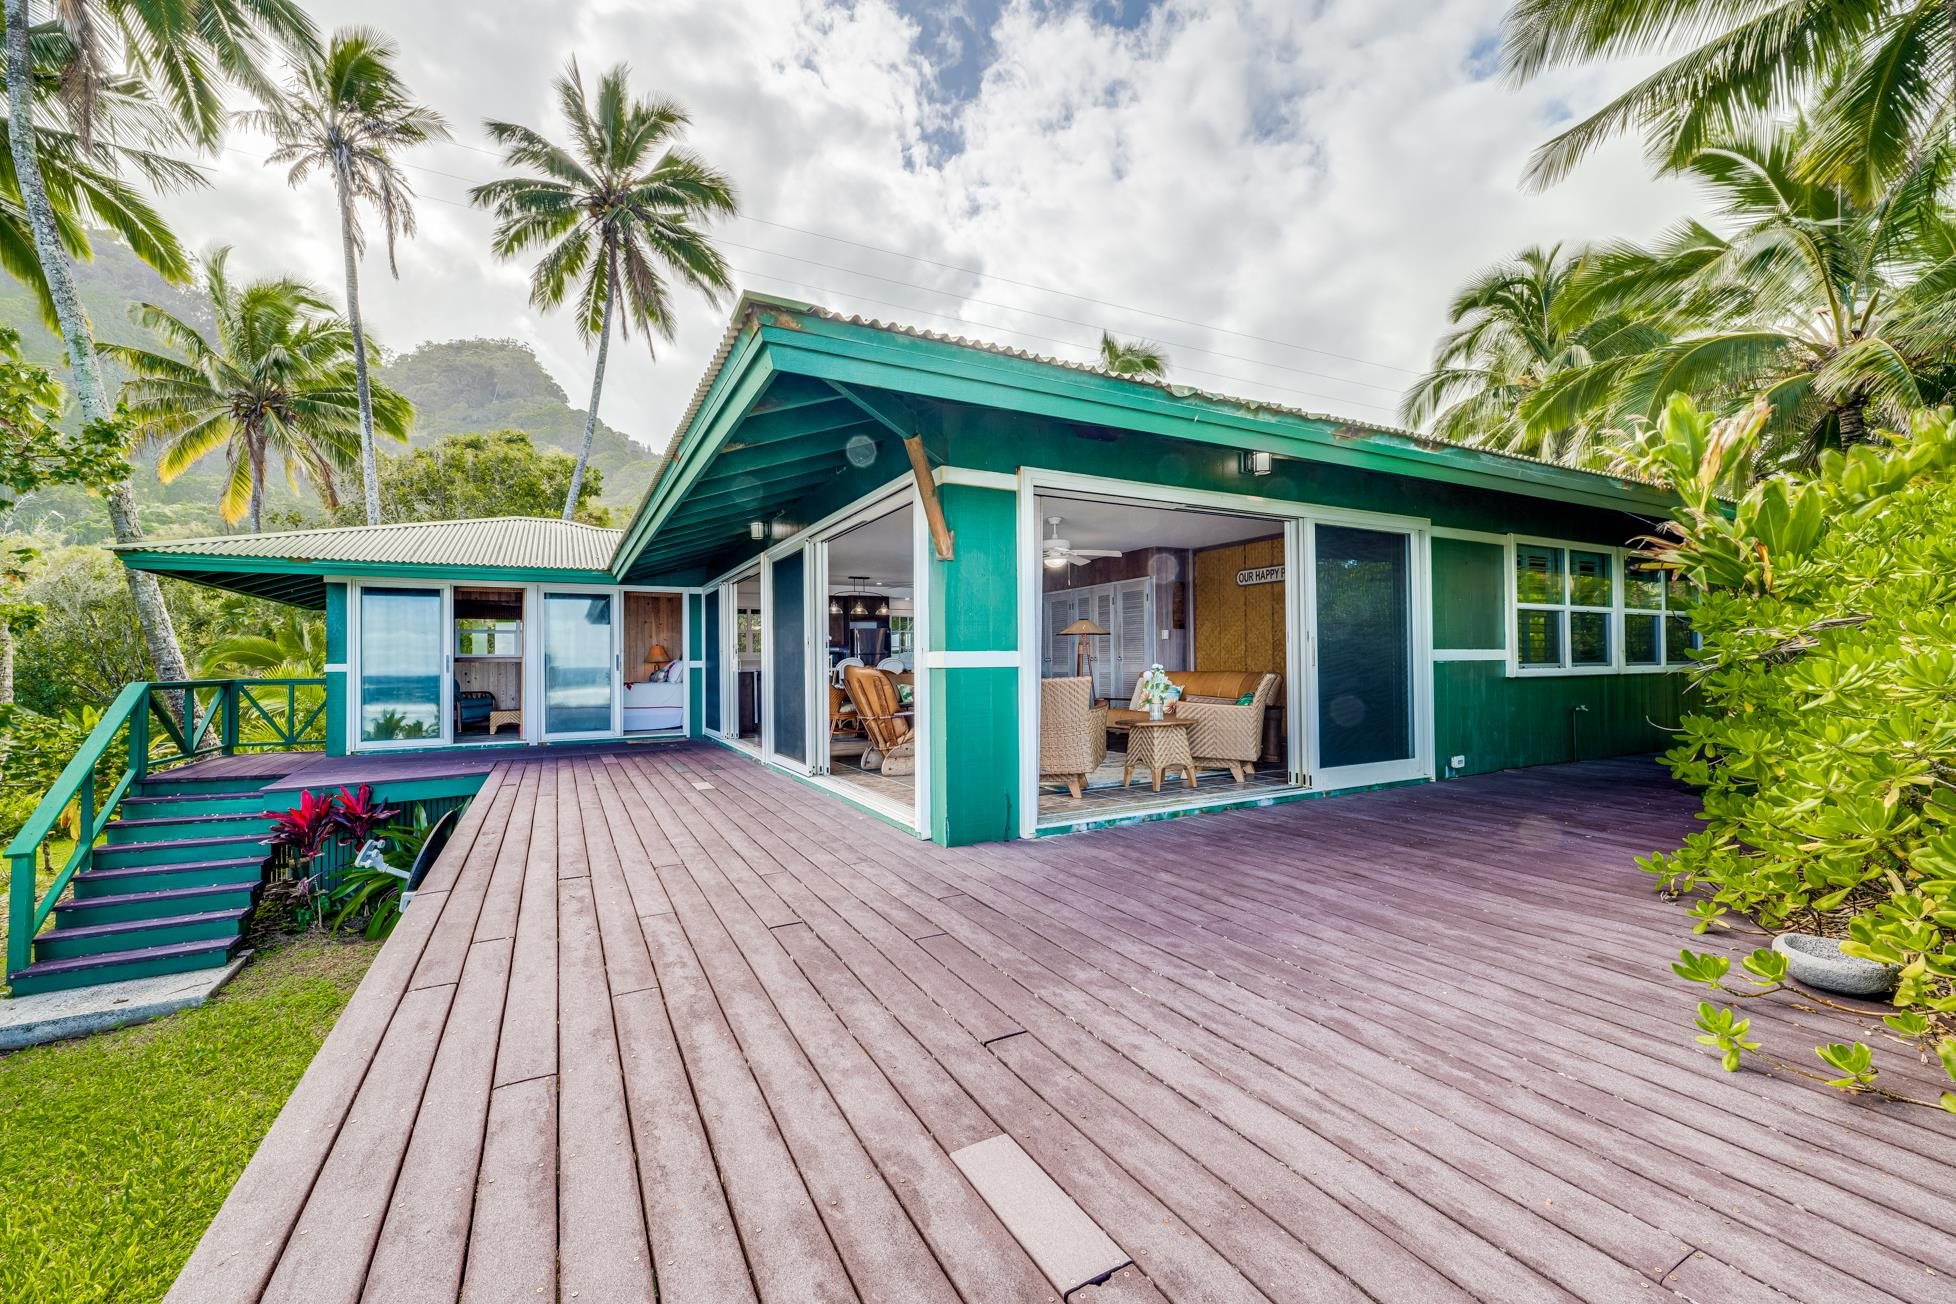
[
  {"x1": 1109, "y1": 670, "x2": 1280, "y2": 782},
  {"x1": 1039, "y1": 676, "x2": 1108, "y2": 799}
]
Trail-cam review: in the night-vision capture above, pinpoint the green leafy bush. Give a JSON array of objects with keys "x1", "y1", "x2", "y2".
[{"x1": 1625, "y1": 395, "x2": 1956, "y2": 1112}]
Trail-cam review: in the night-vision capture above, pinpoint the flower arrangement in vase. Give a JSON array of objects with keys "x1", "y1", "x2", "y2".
[{"x1": 1134, "y1": 665, "x2": 1181, "y2": 721}]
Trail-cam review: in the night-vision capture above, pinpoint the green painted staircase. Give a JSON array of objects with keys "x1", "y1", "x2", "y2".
[{"x1": 7, "y1": 776, "x2": 280, "y2": 997}]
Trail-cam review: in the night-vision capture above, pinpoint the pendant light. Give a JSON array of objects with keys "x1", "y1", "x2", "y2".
[
  {"x1": 828, "y1": 594, "x2": 842, "y2": 615},
  {"x1": 875, "y1": 596, "x2": 890, "y2": 617},
  {"x1": 848, "y1": 576, "x2": 869, "y2": 618}
]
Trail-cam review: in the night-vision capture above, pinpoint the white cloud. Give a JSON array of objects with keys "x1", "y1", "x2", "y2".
[{"x1": 149, "y1": 0, "x2": 1696, "y2": 451}]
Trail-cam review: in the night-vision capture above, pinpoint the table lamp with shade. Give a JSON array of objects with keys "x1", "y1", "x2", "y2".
[
  {"x1": 1059, "y1": 617, "x2": 1109, "y2": 686},
  {"x1": 644, "y1": 642, "x2": 672, "y2": 679}
]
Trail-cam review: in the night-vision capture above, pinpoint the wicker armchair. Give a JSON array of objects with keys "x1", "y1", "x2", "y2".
[
  {"x1": 1040, "y1": 676, "x2": 1108, "y2": 799},
  {"x1": 843, "y1": 665, "x2": 915, "y2": 776},
  {"x1": 1173, "y1": 672, "x2": 1279, "y2": 782}
]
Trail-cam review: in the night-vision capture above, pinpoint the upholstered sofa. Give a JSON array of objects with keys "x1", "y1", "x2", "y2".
[
  {"x1": 1040, "y1": 676, "x2": 1108, "y2": 799},
  {"x1": 1109, "y1": 670, "x2": 1280, "y2": 782}
]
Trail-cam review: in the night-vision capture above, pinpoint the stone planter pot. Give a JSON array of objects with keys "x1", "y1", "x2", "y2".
[{"x1": 1772, "y1": 932, "x2": 1899, "y2": 998}]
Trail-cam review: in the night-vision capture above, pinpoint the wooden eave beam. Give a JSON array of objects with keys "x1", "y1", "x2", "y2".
[{"x1": 827, "y1": 381, "x2": 954, "y2": 561}]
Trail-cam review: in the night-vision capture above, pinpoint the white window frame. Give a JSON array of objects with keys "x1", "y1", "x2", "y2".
[{"x1": 1505, "y1": 535, "x2": 1692, "y2": 677}]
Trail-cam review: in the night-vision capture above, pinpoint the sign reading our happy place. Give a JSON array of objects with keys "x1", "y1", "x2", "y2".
[{"x1": 1235, "y1": 565, "x2": 1284, "y2": 587}]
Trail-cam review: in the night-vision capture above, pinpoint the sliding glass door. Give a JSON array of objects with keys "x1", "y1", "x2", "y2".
[
  {"x1": 358, "y1": 587, "x2": 447, "y2": 747},
  {"x1": 1308, "y1": 522, "x2": 1422, "y2": 787},
  {"x1": 542, "y1": 591, "x2": 618, "y2": 740}
]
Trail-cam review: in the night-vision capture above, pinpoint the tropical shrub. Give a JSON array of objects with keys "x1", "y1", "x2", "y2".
[{"x1": 1623, "y1": 395, "x2": 1956, "y2": 1112}]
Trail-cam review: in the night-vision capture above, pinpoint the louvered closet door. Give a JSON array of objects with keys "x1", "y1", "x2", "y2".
[
  {"x1": 1046, "y1": 595, "x2": 1072, "y2": 677},
  {"x1": 1116, "y1": 581, "x2": 1151, "y2": 702},
  {"x1": 1091, "y1": 590, "x2": 1117, "y2": 699}
]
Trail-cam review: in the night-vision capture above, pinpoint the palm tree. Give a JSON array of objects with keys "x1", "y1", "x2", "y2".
[
  {"x1": 1520, "y1": 126, "x2": 1956, "y2": 470},
  {"x1": 195, "y1": 610, "x2": 325, "y2": 677},
  {"x1": 1402, "y1": 244, "x2": 1670, "y2": 464},
  {"x1": 471, "y1": 60, "x2": 736, "y2": 519},
  {"x1": 1, "y1": 0, "x2": 317, "y2": 681},
  {"x1": 251, "y1": 27, "x2": 449, "y2": 527},
  {"x1": 1501, "y1": 0, "x2": 1954, "y2": 203},
  {"x1": 1098, "y1": 330, "x2": 1168, "y2": 378},
  {"x1": 103, "y1": 247, "x2": 412, "y2": 532}
]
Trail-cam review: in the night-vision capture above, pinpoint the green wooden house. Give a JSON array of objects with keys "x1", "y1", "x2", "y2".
[
  {"x1": 8, "y1": 293, "x2": 1691, "y2": 993},
  {"x1": 117, "y1": 291, "x2": 1690, "y2": 843}
]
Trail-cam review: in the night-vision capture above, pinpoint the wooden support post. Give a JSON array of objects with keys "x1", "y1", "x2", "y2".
[{"x1": 905, "y1": 435, "x2": 956, "y2": 561}]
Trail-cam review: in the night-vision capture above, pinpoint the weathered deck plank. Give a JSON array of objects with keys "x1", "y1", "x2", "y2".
[{"x1": 169, "y1": 746, "x2": 1956, "y2": 1304}]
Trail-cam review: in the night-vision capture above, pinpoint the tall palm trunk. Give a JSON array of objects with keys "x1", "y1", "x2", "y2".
[
  {"x1": 247, "y1": 427, "x2": 267, "y2": 533},
  {"x1": 564, "y1": 244, "x2": 615, "y2": 521},
  {"x1": 334, "y1": 152, "x2": 381, "y2": 527},
  {"x1": 1838, "y1": 399, "x2": 1867, "y2": 445},
  {"x1": 2, "y1": 0, "x2": 188, "y2": 683},
  {"x1": 0, "y1": 614, "x2": 14, "y2": 706}
]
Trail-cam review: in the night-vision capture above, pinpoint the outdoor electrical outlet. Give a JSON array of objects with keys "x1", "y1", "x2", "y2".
[{"x1": 1450, "y1": 755, "x2": 1467, "y2": 769}]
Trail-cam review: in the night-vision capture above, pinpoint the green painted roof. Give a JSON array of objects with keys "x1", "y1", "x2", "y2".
[
  {"x1": 113, "y1": 293, "x2": 1685, "y2": 605},
  {"x1": 116, "y1": 517, "x2": 621, "y2": 607},
  {"x1": 613, "y1": 293, "x2": 1681, "y2": 582}
]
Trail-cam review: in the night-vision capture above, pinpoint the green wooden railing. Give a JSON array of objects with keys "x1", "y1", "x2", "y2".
[{"x1": 4, "y1": 678, "x2": 326, "y2": 978}]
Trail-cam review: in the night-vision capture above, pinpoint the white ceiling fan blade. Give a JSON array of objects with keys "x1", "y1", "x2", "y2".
[{"x1": 1075, "y1": 549, "x2": 1122, "y2": 559}]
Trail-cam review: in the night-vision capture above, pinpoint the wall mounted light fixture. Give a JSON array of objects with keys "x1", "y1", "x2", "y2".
[{"x1": 1240, "y1": 449, "x2": 1273, "y2": 476}]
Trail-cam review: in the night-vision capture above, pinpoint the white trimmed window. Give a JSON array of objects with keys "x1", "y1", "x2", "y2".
[{"x1": 1512, "y1": 539, "x2": 1694, "y2": 674}]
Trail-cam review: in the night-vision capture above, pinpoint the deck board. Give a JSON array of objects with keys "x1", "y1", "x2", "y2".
[{"x1": 168, "y1": 746, "x2": 1956, "y2": 1303}]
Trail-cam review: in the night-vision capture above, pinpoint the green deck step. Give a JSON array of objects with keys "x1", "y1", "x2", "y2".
[
  {"x1": 9, "y1": 770, "x2": 281, "y2": 997},
  {"x1": 9, "y1": 936, "x2": 246, "y2": 996},
  {"x1": 54, "y1": 880, "x2": 261, "y2": 927},
  {"x1": 104, "y1": 811, "x2": 271, "y2": 845},
  {"x1": 91, "y1": 834, "x2": 271, "y2": 871},
  {"x1": 35, "y1": 907, "x2": 250, "y2": 960},
  {"x1": 71, "y1": 855, "x2": 270, "y2": 898},
  {"x1": 119, "y1": 791, "x2": 277, "y2": 816}
]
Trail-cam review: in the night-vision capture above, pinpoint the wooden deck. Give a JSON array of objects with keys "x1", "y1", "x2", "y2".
[{"x1": 168, "y1": 747, "x2": 1956, "y2": 1303}]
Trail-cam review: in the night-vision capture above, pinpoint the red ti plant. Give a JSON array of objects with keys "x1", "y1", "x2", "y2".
[
  {"x1": 327, "y1": 785, "x2": 398, "y2": 848},
  {"x1": 266, "y1": 788, "x2": 337, "y2": 860}
]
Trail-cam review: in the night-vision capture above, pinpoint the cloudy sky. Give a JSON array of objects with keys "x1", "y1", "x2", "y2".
[{"x1": 158, "y1": 0, "x2": 1693, "y2": 453}]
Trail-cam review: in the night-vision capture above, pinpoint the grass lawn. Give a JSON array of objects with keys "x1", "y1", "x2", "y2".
[{"x1": 0, "y1": 932, "x2": 379, "y2": 1302}]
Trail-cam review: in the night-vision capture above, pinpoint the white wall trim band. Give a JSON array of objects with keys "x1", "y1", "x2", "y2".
[
  {"x1": 1430, "y1": 527, "x2": 1510, "y2": 545},
  {"x1": 1432, "y1": 648, "x2": 1509, "y2": 662},
  {"x1": 925, "y1": 650, "x2": 1021, "y2": 669},
  {"x1": 935, "y1": 467, "x2": 1019, "y2": 492},
  {"x1": 323, "y1": 663, "x2": 349, "y2": 673}
]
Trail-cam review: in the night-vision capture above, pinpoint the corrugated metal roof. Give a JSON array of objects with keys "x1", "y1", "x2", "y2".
[
  {"x1": 114, "y1": 517, "x2": 622, "y2": 571},
  {"x1": 658, "y1": 292, "x2": 1659, "y2": 489}
]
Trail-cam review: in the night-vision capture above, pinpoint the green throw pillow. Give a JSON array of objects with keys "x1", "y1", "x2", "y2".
[{"x1": 1236, "y1": 692, "x2": 1256, "y2": 705}]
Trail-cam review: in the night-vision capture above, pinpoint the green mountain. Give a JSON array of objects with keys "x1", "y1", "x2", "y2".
[
  {"x1": 1, "y1": 239, "x2": 665, "y2": 543},
  {"x1": 378, "y1": 338, "x2": 667, "y2": 506}
]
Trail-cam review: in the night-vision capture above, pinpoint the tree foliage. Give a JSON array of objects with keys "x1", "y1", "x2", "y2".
[
  {"x1": 1624, "y1": 394, "x2": 1956, "y2": 1111},
  {"x1": 471, "y1": 59, "x2": 735, "y2": 518},
  {"x1": 1097, "y1": 331, "x2": 1168, "y2": 379},
  {"x1": 318, "y1": 427, "x2": 610, "y2": 527},
  {"x1": 103, "y1": 247, "x2": 412, "y2": 530}
]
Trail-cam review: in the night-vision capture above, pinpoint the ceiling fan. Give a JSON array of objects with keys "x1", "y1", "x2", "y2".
[{"x1": 1042, "y1": 516, "x2": 1122, "y2": 569}]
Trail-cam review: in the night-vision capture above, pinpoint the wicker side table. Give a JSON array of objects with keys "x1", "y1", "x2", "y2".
[
  {"x1": 488, "y1": 708, "x2": 522, "y2": 736},
  {"x1": 1122, "y1": 719, "x2": 1197, "y2": 794}
]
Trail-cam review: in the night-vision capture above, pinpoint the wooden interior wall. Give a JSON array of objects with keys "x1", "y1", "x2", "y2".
[
  {"x1": 625, "y1": 592, "x2": 683, "y2": 681},
  {"x1": 455, "y1": 658, "x2": 520, "y2": 709},
  {"x1": 1192, "y1": 535, "x2": 1287, "y2": 680}
]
